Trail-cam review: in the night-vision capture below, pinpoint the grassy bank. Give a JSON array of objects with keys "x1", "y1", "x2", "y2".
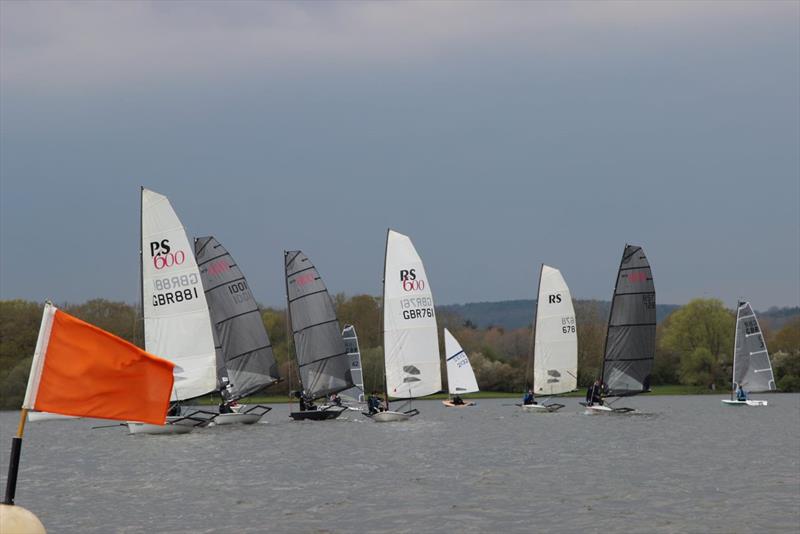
[{"x1": 198, "y1": 385, "x2": 724, "y2": 405}]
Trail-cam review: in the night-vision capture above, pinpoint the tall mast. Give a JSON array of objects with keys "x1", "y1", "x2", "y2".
[
  {"x1": 525, "y1": 263, "x2": 544, "y2": 391},
  {"x1": 138, "y1": 186, "x2": 145, "y2": 346},
  {"x1": 731, "y1": 300, "x2": 743, "y2": 400},
  {"x1": 283, "y1": 250, "x2": 300, "y2": 406},
  {"x1": 381, "y1": 228, "x2": 390, "y2": 409},
  {"x1": 600, "y1": 244, "x2": 629, "y2": 385}
]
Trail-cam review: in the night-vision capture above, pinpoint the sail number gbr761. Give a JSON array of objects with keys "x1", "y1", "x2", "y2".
[{"x1": 399, "y1": 297, "x2": 434, "y2": 320}]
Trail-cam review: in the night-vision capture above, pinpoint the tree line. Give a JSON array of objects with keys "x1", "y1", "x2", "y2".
[{"x1": 1, "y1": 296, "x2": 798, "y2": 408}]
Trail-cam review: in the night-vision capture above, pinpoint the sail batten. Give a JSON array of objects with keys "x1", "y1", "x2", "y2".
[
  {"x1": 195, "y1": 236, "x2": 280, "y2": 401},
  {"x1": 732, "y1": 301, "x2": 776, "y2": 393},
  {"x1": 382, "y1": 230, "x2": 442, "y2": 399},
  {"x1": 532, "y1": 265, "x2": 578, "y2": 396},
  {"x1": 285, "y1": 251, "x2": 353, "y2": 399},
  {"x1": 601, "y1": 244, "x2": 656, "y2": 397},
  {"x1": 141, "y1": 188, "x2": 218, "y2": 401}
]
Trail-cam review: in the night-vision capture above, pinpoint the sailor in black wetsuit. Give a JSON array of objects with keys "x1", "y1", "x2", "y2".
[
  {"x1": 452, "y1": 395, "x2": 465, "y2": 405},
  {"x1": 585, "y1": 380, "x2": 603, "y2": 406},
  {"x1": 219, "y1": 402, "x2": 233, "y2": 414}
]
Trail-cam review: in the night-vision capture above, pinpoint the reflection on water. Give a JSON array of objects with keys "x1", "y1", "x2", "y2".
[{"x1": 1, "y1": 395, "x2": 798, "y2": 533}]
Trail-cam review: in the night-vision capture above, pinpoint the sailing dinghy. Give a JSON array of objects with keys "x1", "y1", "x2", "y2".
[
  {"x1": 285, "y1": 251, "x2": 353, "y2": 421},
  {"x1": 339, "y1": 324, "x2": 366, "y2": 410},
  {"x1": 721, "y1": 301, "x2": 776, "y2": 406},
  {"x1": 195, "y1": 236, "x2": 279, "y2": 424},
  {"x1": 129, "y1": 188, "x2": 220, "y2": 434},
  {"x1": 521, "y1": 264, "x2": 577, "y2": 413},
  {"x1": 442, "y1": 328, "x2": 478, "y2": 407},
  {"x1": 582, "y1": 244, "x2": 656, "y2": 415},
  {"x1": 367, "y1": 229, "x2": 442, "y2": 422}
]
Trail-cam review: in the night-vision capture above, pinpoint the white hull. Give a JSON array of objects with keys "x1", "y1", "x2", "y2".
[
  {"x1": 370, "y1": 411, "x2": 412, "y2": 423},
  {"x1": 213, "y1": 412, "x2": 263, "y2": 425},
  {"x1": 27, "y1": 412, "x2": 79, "y2": 422},
  {"x1": 584, "y1": 404, "x2": 614, "y2": 414},
  {"x1": 520, "y1": 404, "x2": 554, "y2": 413},
  {"x1": 722, "y1": 399, "x2": 768, "y2": 407},
  {"x1": 127, "y1": 416, "x2": 196, "y2": 435}
]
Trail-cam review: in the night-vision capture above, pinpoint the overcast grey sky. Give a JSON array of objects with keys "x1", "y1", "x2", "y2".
[{"x1": 1, "y1": 1, "x2": 798, "y2": 309}]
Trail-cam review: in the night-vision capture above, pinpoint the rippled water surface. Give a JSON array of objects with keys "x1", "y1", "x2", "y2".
[{"x1": 1, "y1": 394, "x2": 798, "y2": 533}]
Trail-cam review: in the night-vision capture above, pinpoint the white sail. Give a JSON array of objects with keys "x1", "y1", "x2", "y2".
[
  {"x1": 383, "y1": 229, "x2": 441, "y2": 399},
  {"x1": 732, "y1": 301, "x2": 776, "y2": 393},
  {"x1": 444, "y1": 328, "x2": 479, "y2": 395},
  {"x1": 533, "y1": 265, "x2": 578, "y2": 395},
  {"x1": 141, "y1": 188, "x2": 217, "y2": 401},
  {"x1": 340, "y1": 324, "x2": 365, "y2": 403}
]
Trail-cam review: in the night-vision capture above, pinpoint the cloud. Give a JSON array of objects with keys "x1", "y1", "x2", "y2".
[{"x1": 1, "y1": 0, "x2": 794, "y2": 91}]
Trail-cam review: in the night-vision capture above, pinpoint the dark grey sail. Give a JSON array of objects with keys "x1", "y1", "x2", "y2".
[
  {"x1": 195, "y1": 236, "x2": 279, "y2": 400},
  {"x1": 285, "y1": 250, "x2": 354, "y2": 399},
  {"x1": 601, "y1": 244, "x2": 656, "y2": 396},
  {"x1": 732, "y1": 301, "x2": 776, "y2": 392}
]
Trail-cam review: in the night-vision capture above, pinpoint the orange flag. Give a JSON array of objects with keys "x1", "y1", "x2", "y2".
[{"x1": 23, "y1": 303, "x2": 175, "y2": 425}]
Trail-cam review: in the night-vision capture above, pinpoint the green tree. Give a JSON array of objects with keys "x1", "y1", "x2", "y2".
[
  {"x1": 334, "y1": 294, "x2": 381, "y2": 348},
  {"x1": 659, "y1": 298, "x2": 734, "y2": 386},
  {"x1": 771, "y1": 317, "x2": 800, "y2": 391},
  {"x1": 679, "y1": 347, "x2": 716, "y2": 386}
]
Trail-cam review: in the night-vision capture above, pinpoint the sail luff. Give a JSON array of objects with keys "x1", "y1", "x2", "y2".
[
  {"x1": 195, "y1": 236, "x2": 280, "y2": 401},
  {"x1": 285, "y1": 250, "x2": 353, "y2": 399}
]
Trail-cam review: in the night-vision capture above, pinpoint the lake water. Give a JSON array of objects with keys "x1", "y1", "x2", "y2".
[{"x1": 1, "y1": 394, "x2": 798, "y2": 533}]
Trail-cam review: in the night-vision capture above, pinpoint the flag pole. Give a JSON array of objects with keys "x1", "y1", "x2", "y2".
[{"x1": 3, "y1": 408, "x2": 29, "y2": 505}]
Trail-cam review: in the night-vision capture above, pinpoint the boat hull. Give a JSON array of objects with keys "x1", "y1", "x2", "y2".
[
  {"x1": 27, "y1": 412, "x2": 79, "y2": 422},
  {"x1": 289, "y1": 409, "x2": 344, "y2": 421},
  {"x1": 442, "y1": 400, "x2": 475, "y2": 408},
  {"x1": 721, "y1": 399, "x2": 768, "y2": 407},
  {"x1": 214, "y1": 413, "x2": 263, "y2": 425},
  {"x1": 583, "y1": 404, "x2": 614, "y2": 414},
  {"x1": 520, "y1": 403, "x2": 563, "y2": 413},
  {"x1": 127, "y1": 421, "x2": 193, "y2": 435},
  {"x1": 368, "y1": 410, "x2": 413, "y2": 422}
]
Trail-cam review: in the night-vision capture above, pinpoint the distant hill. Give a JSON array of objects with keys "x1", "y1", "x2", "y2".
[{"x1": 438, "y1": 300, "x2": 798, "y2": 331}]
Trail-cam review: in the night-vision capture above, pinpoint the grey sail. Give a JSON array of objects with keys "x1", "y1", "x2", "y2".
[
  {"x1": 602, "y1": 244, "x2": 656, "y2": 396},
  {"x1": 285, "y1": 251, "x2": 354, "y2": 399},
  {"x1": 339, "y1": 324, "x2": 365, "y2": 403},
  {"x1": 195, "y1": 236, "x2": 279, "y2": 400},
  {"x1": 732, "y1": 301, "x2": 776, "y2": 392}
]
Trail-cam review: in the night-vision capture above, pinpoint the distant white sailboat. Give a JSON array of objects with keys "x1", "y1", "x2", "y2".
[
  {"x1": 442, "y1": 328, "x2": 478, "y2": 407},
  {"x1": 521, "y1": 264, "x2": 577, "y2": 413},
  {"x1": 368, "y1": 229, "x2": 441, "y2": 422},
  {"x1": 721, "y1": 301, "x2": 776, "y2": 407},
  {"x1": 339, "y1": 324, "x2": 366, "y2": 410}
]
